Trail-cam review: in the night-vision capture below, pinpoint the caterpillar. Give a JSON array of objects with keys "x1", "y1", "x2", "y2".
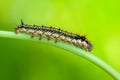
[{"x1": 15, "y1": 20, "x2": 93, "y2": 51}]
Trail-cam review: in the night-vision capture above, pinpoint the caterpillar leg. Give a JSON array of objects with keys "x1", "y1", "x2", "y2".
[
  {"x1": 55, "y1": 38, "x2": 60, "y2": 43},
  {"x1": 39, "y1": 34, "x2": 45, "y2": 40},
  {"x1": 31, "y1": 31, "x2": 37, "y2": 38},
  {"x1": 39, "y1": 35, "x2": 42, "y2": 40},
  {"x1": 47, "y1": 36, "x2": 52, "y2": 40},
  {"x1": 31, "y1": 34, "x2": 35, "y2": 38}
]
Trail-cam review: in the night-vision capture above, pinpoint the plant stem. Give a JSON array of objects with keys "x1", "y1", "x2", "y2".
[{"x1": 0, "y1": 30, "x2": 120, "y2": 80}]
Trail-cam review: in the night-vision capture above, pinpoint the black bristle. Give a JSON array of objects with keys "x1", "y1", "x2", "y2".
[{"x1": 21, "y1": 19, "x2": 24, "y2": 25}]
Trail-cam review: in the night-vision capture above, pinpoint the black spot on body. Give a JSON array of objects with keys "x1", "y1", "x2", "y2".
[
  {"x1": 64, "y1": 33, "x2": 72, "y2": 37},
  {"x1": 36, "y1": 26, "x2": 41, "y2": 30},
  {"x1": 42, "y1": 26, "x2": 49, "y2": 31},
  {"x1": 80, "y1": 36, "x2": 86, "y2": 41},
  {"x1": 74, "y1": 35, "x2": 81, "y2": 39},
  {"x1": 59, "y1": 30, "x2": 65, "y2": 35},
  {"x1": 67, "y1": 33, "x2": 72, "y2": 37},
  {"x1": 51, "y1": 28, "x2": 59, "y2": 33},
  {"x1": 28, "y1": 25, "x2": 33, "y2": 28}
]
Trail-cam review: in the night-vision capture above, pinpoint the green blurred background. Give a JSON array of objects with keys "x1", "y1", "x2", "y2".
[{"x1": 0, "y1": 0, "x2": 120, "y2": 80}]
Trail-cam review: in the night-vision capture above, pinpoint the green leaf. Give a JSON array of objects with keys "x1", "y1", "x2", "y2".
[{"x1": 0, "y1": 30, "x2": 120, "y2": 80}]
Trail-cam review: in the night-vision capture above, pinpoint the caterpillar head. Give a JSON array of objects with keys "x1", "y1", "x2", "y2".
[
  {"x1": 75, "y1": 35, "x2": 93, "y2": 51},
  {"x1": 15, "y1": 20, "x2": 25, "y2": 34}
]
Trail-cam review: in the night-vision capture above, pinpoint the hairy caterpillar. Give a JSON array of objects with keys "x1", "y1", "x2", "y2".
[{"x1": 15, "y1": 20, "x2": 93, "y2": 51}]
